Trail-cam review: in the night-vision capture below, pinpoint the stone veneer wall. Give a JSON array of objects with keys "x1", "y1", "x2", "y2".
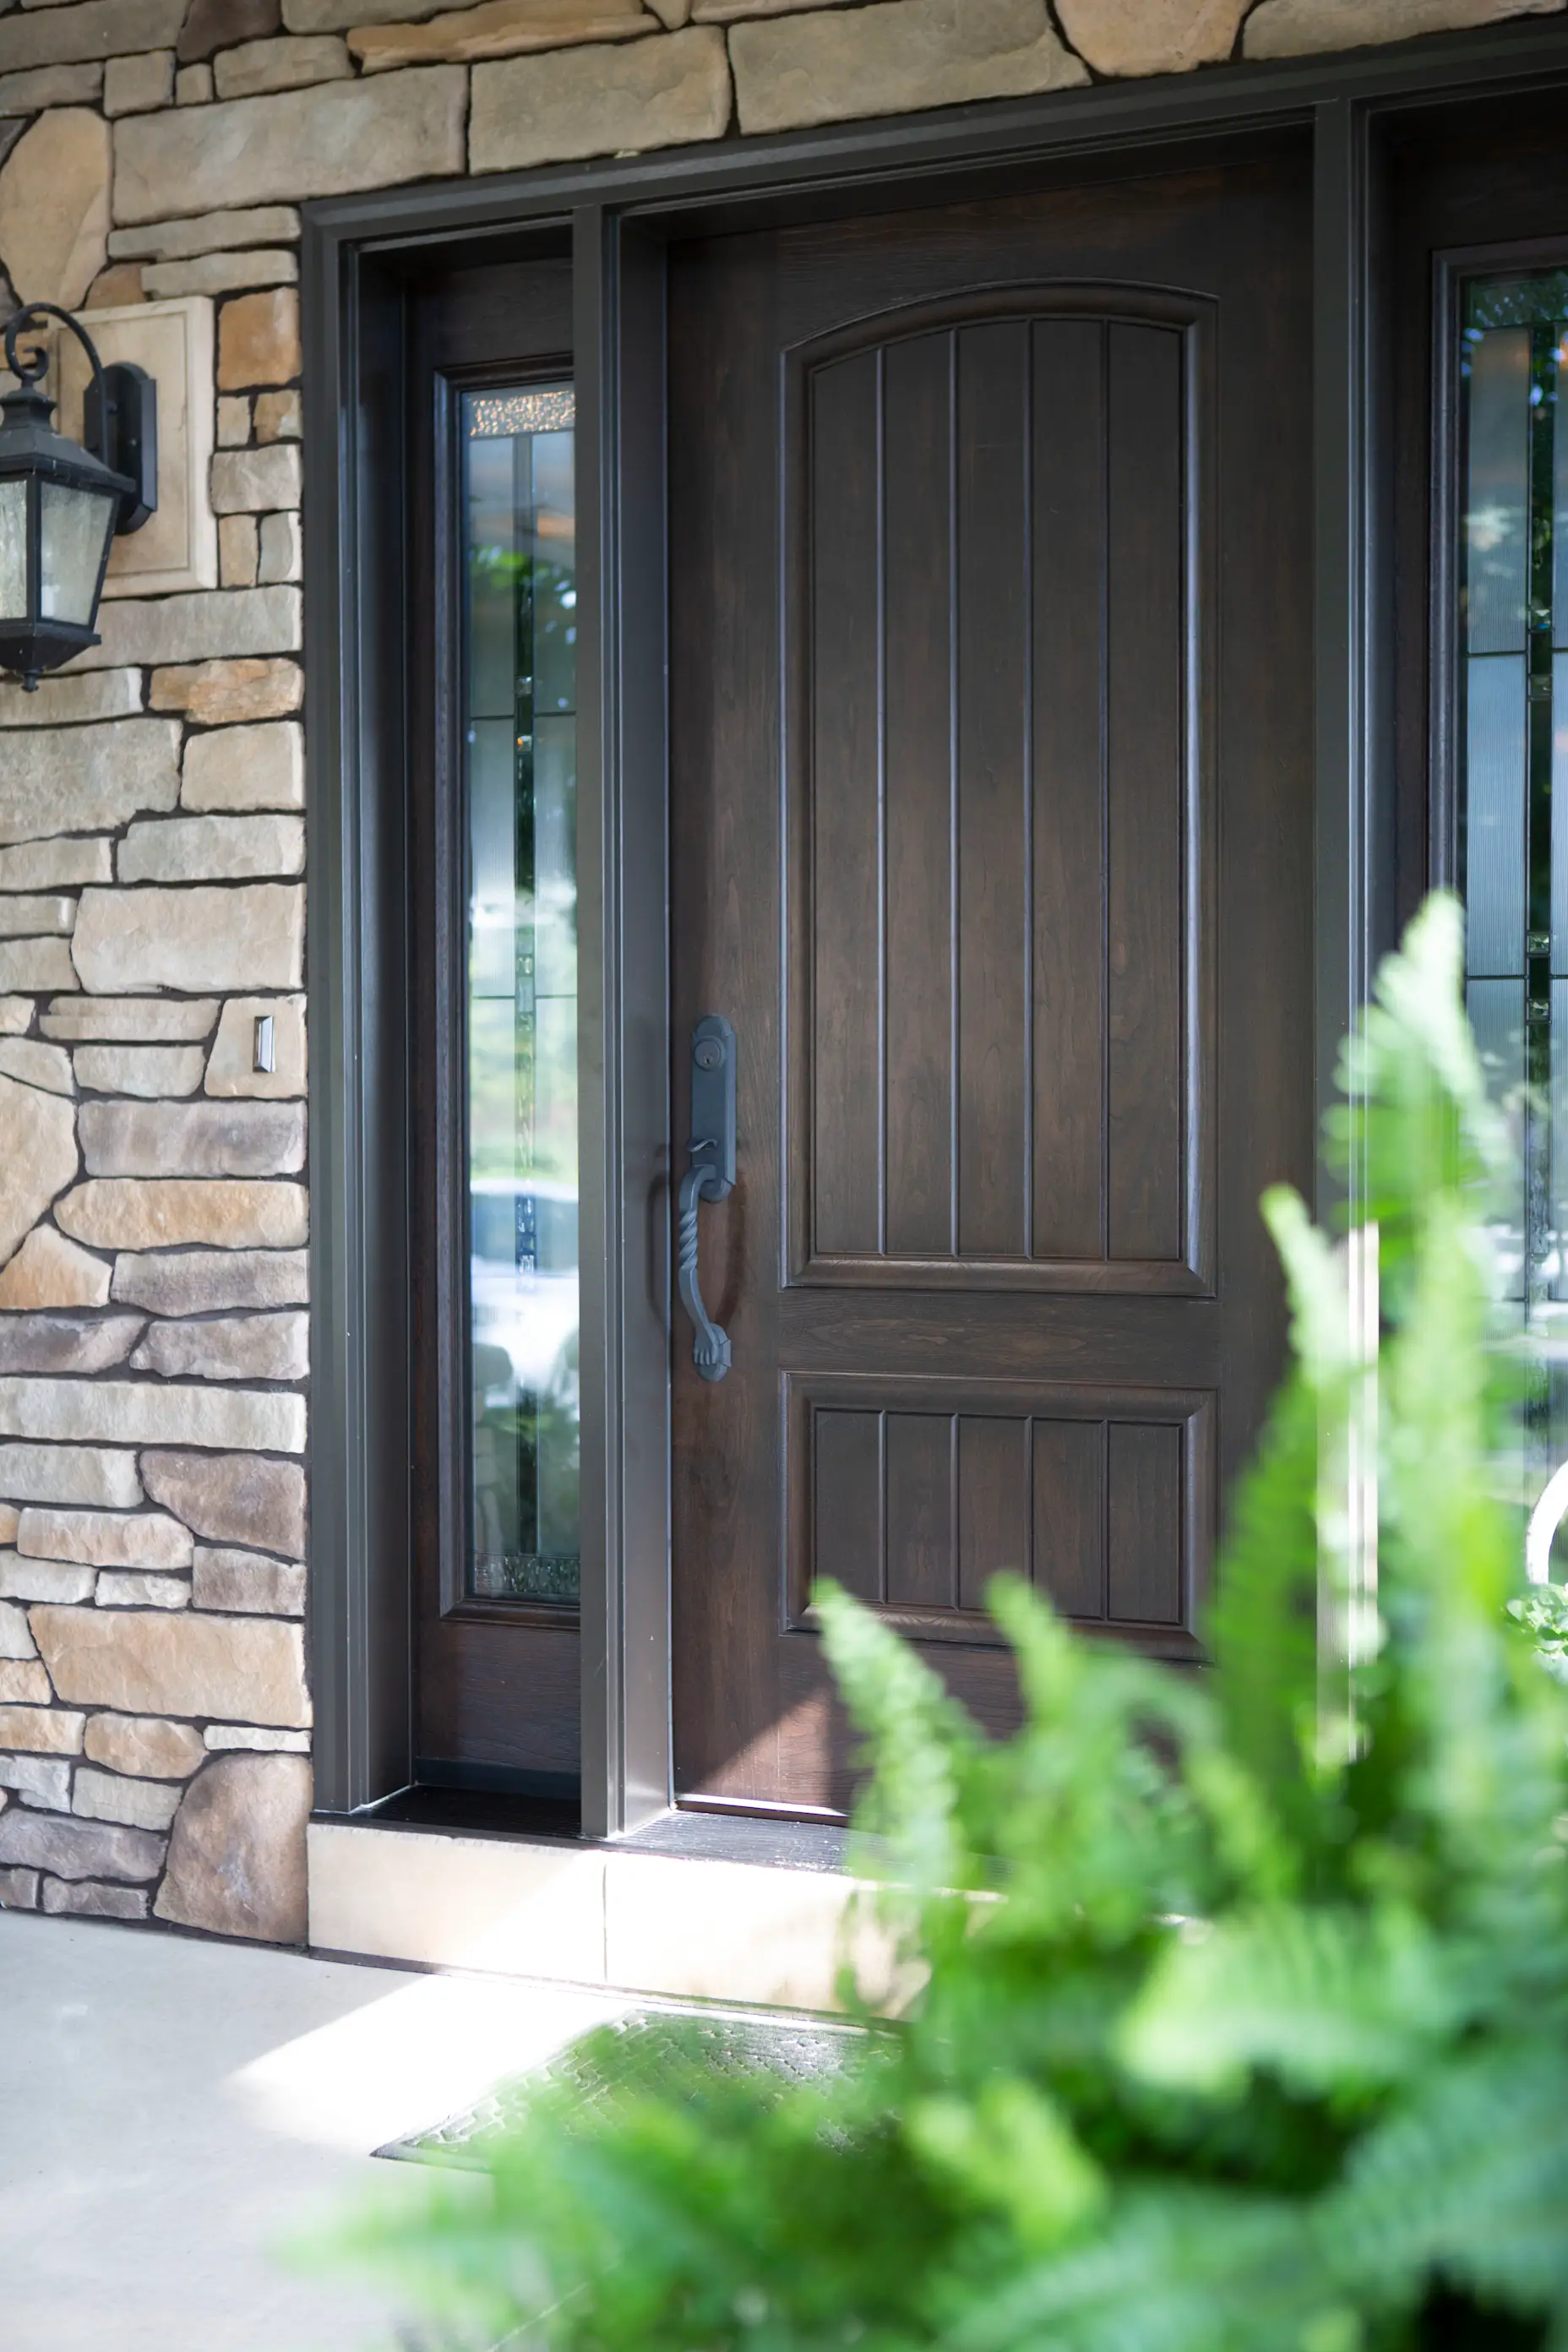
[{"x1": 0, "y1": 0, "x2": 1556, "y2": 1946}]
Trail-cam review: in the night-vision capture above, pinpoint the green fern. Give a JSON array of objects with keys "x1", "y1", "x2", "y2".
[{"x1": 327, "y1": 893, "x2": 1568, "y2": 2352}]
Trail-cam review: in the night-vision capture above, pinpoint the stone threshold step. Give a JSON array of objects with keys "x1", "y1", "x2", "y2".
[{"x1": 308, "y1": 1816, "x2": 890, "y2": 2013}]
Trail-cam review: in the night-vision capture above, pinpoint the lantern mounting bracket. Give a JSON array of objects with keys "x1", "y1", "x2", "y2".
[{"x1": 4, "y1": 302, "x2": 156, "y2": 535}]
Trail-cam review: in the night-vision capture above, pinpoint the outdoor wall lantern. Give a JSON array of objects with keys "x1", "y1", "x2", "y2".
[{"x1": 0, "y1": 302, "x2": 157, "y2": 689}]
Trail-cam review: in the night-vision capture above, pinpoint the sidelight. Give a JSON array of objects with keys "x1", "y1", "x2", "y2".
[
  {"x1": 461, "y1": 382, "x2": 580, "y2": 1604},
  {"x1": 1457, "y1": 273, "x2": 1568, "y2": 1523}
]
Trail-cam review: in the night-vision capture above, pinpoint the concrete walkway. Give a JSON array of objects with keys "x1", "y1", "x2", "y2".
[{"x1": 0, "y1": 1908, "x2": 629, "y2": 2352}]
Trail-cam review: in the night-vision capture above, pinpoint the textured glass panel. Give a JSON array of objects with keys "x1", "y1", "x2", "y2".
[
  {"x1": 1465, "y1": 327, "x2": 1530, "y2": 654},
  {"x1": 38, "y1": 482, "x2": 113, "y2": 625},
  {"x1": 462, "y1": 384, "x2": 579, "y2": 1607},
  {"x1": 1469, "y1": 979, "x2": 1527, "y2": 1301},
  {"x1": 1465, "y1": 654, "x2": 1528, "y2": 977},
  {"x1": 0, "y1": 480, "x2": 26, "y2": 620}
]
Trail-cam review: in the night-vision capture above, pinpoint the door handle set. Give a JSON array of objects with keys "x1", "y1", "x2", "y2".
[{"x1": 680, "y1": 1015, "x2": 736, "y2": 1382}]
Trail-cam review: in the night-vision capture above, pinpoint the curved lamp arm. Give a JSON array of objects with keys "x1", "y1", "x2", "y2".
[{"x1": 4, "y1": 302, "x2": 107, "y2": 439}]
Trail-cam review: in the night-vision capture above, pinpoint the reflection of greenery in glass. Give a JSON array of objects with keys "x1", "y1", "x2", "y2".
[{"x1": 463, "y1": 392, "x2": 580, "y2": 1605}]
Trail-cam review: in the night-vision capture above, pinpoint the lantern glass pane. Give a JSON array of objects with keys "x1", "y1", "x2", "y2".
[
  {"x1": 38, "y1": 482, "x2": 115, "y2": 626},
  {"x1": 0, "y1": 480, "x2": 27, "y2": 621}
]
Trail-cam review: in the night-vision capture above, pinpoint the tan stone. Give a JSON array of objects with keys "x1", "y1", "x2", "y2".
[
  {"x1": 95, "y1": 1571, "x2": 191, "y2": 1609},
  {"x1": 82, "y1": 1100, "x2": 305, "y2": 1179},
  {"x1": 84, "y1": 1712, "x2": 204, "y2": 1778},
  {"x1": 0, "y1": 1509, "x2": 16, "y2": 1546},
  {"x1": 55, "y1": 1179, "x2": 309, "y2": 1251},
  {"x1": 0, "y1": 1377, "x2": 306, "y2": 1452},
  {"x1": 77, "y1": 588, "x2": 300, "y2": 672},
  {"x1": 0, "y1": 1443, "x2": 143, "y2": 1508},
  {"x1": 0, "y1": 63, "x2": 102, "y2": 110},
  {"x1": 141, "y1": 1448, "x2": 306, "y2": 1551},
  {"x1": 0, "y1": 110, "x2": 111, "y2": 310},
  {"x1": 182, "y1": 723, "x2": 302, "y2": 814},
  {"x1": 0, "y1": 1660, "x2": 50, "y2": 1703},
  {"x1": 175, "y1": 59, "x2": 213, "y2": 97},
  {"x1": 74, "y1": 1765, "x2": 182, "y2": 1829},
  {"x1": 41, "y1": 997, "x2": 217, "y2": 1044},
  {"x1": 32, "y1": 1603, "x2": 310, "y2": 1727},
  {"x1": 84, "y1": 262, "x2": 148, "y2": 308},
  {"x1": 0, "y1": 1555, "x2": 95, "y2": 1603},
  {"x1": 211, "y1": 444, "x2": 302, "y2": 514},
  {"x1": 0, "y1": 1807, "x2": 165, "y2": 1881},
  {"x1": 155, "y1": 1750, "x2": 310, "y2": 1941},
  {"x1": 71, "y1": 884, "x2": 305, "y2": 993},
  {"x1": 108, "y1": 206, "x2": 301, "y2": 263},
  {"x1": 1244, "y1": 0, "x2": 1565, "y2": 52},
  {"x1": 0, "y1": 1041, "x2": 74, "y2": 1097},
  {"x1": 0, "y1": 939, "x2": 77, "y2": 993},
  {"x1": 218, "y1": 395, "x2": 253, "y2": 448},
  {"x1": 253, "y1": 390, "x2": 300, "y2": 442},
  {"x1": 0, "y1": 0, "x2": 185, "y2": 73},
  {"x1": 133, "y1": 1310, "x2": 308, "y2": 1382},
  {"x1": 205, "y1": 995, "x2": 306, "y2": 1099},
  {"x1": 113, "y1": 68, "x2": 467, "y2": 225},
  {"x1": 0, "y1": 838, "x2": 114, "y2": 889},
  {"x1": 74, "y1": 1045, "x2": 208, "y2": 1097},
  {"x1": 193, "y1": 1544, "x2": 305, "y2": 1614},
  {"x1": 256, "y1": 511, "x2": 302, "y2": 585},
  {"x1": 0, "y1": 1704, "x2": 83, "y2": 1756},
  {"x1": 728, "y1": 0, "x2": 1087, "y2": 134},
  {"x1": 0, "y1": 1314, "x2": 144, "y2": 1375},
  {"x1": 214, "y1": 30, "x2": 351, "y2": 93},
  {"x1": 118, "y1": 814, "x2": 305, "y2": 884},
  {"x1": 103, "y1": 46, "x2": 175, "y2": 112},
  {"x1": 217, "y1": 288, "x2": 300, "y2": 392},
  {"x1": 0, "y1": 1230, "x2": 110, "y2": 1312},
  {"x1": 144, "y1": 251, "x2": 299, "y2": 302},
  {"x1": 471, "y1": 23, "x2": 731, "y2": 168},
  {"x1": 111, "y1": 1246, "x2": 308, "y2": 1314},
  {"x1": 150, "y1": 658, "x2": 302, "y2": 723},
  {"x1": 0, "y1": 1865, "x2": 39, "y2": 1907},
  {"x1": 353, "y1": 0, "x2": 652, "y2": 71},
  {"x1": 0, "y1": 1070, "x2": 78, "y2": 1269},
  {"x1": 220, "y1": 513, "x2": 260, "y2": 589},
  {"x1": 692, "y1": 0, "x2": 847, "y2": 11},
  {"x1": 647, "y1": 0, "x2": 690, "y2": 17},
  {"x1": 19, "y1": 1506, "x2": 192, "y2": 1569},
  {"x1": 0, "y1": 897, "x2": 75, "y2": 939}
]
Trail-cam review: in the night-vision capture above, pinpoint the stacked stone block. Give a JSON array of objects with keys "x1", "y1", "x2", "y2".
[{"x1": 0, "y1": 0, "x2": 1557, "y2": 1944}]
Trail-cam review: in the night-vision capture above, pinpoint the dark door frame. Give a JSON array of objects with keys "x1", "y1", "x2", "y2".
[{"x1": 302, "y1": 17, "x2": 1568, "y2": 1839}]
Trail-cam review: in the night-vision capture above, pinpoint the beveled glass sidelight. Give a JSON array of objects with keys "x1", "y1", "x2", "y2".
[
  {"x1": 462, "y1": 381, "x2": 580, "y2": 1604},
  {"x1": 1457, "y1": 272, "x2": 1568, "y2": 1535}
]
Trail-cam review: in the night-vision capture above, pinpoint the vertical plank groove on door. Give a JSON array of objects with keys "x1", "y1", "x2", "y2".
[
  {"x1": 1031, "y1": 1418, "x2": 1106, "y2": 1620},
  {"x1": 957, "y1": 1416, "x2": 1031, "y2": 1613},
  {"x1": 812, "y1": 351, "x2": 884, "y2": 1255},
  {"x1": 1106, "y1": 323, "x2": 1184, "y2": 1262},
  {"x1": 956, "y1": 321, "x2": 1031, "y2": 1257},
  {"x1": 1032, "y1": 318, "x2": 1108, "y2": 1260},
  {"x1": 1107, "y1": 1421, "x2": 1183, "y2": 1625},
  {"x1": 814, "y1": 1408, "x2": 885, "y2": 1604},
  {"x1": 885, "y1": 331, "x2": 956, "y2": 1255},
  {"x1": 885, "y1": 1413, "x2": 957, "y2": 1609}
]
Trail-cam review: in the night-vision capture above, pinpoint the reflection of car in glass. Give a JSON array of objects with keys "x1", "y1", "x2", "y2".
[{"x1": 469, "y1": 1175, "x2": 579, "y2": 1399}]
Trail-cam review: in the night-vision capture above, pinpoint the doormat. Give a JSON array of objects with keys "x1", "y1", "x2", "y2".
[{"x1": 375, "y1": 2006, "x2": 865, "y2": 2169}]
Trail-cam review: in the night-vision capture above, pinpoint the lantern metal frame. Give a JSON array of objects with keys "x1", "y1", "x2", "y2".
[{"x1": 0, "y1": 302, "x2": 158, "y2": 689}]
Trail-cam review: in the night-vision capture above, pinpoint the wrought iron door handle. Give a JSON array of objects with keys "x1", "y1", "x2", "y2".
[{"x1": 680, "y1": 1015, "x2": 736, "y2": 1383}]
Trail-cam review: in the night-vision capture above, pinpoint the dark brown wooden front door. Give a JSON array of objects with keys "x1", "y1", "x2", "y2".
[{"x1": 667, "y1": 140, "x2": 1316, "y2": 1816}]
